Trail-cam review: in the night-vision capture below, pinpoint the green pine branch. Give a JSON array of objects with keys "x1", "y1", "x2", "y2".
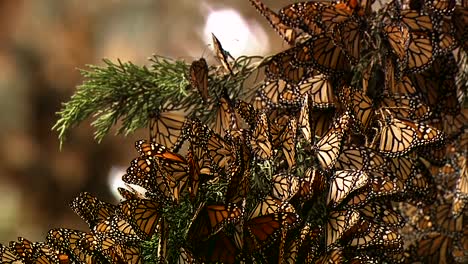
[{"x1": 53, "y1": 55, "x2": 264, "y2": 147}]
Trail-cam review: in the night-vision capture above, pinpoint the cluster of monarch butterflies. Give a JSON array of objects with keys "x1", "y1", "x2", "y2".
[
  {"x1": 0, "y1": 192, "x2": 145, "y2": 263},
  {"x1": 1, "y1": 0, "x2": 467, "y2": 263}
]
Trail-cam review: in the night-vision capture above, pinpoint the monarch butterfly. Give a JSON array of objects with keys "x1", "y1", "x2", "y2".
[
  {"x1": 93, "y1": 214, "x2": 141, "y2": 243},
  {"x1": 334, "y1": 145, "x2": 386, "y2": 171},
  {"x1": 454, "y1": 228, "x2": 468, "y2": 263},
  {"x1": 135, "y1": 140, "x2": 186, "y2": 163},
  {"x1": 383, "y1": 23, "x2": 410, "y2": 62},
  {"x1": 452, "y1": 6, "x2": 468, "y2": 52},
  {"x1": 252, "y1": 93, "x2": 271, "y2": 110},
  {"x1": 250, "y1": 112, "x2": 272, "y2": 159},
  {"x1": 191, "y1": 231, "x2": 239, "y2": 264},
  {"x1": 20, "y1": 241, "x2": 71, "y2": 264},
  {"x1": 368, "y1": 171, "x2": 405, "y2": 199},
  {"x1": 0, "y1": 244, "x2": 23, "y2": 263},
  {"x1": 434, "y1": 18, "x2": 459, "y2": 55},
  {"x1": 400, "y1": 10, "x2": 433, "y2": 32},
  {"x1": 339, "y1": 86, "x2": 374, "y2": 134},
  {"x1": 412, "y1": 55, "x2": 461, "y2": 112},
  {"x1": 185, "y1": 145, "x2": 205, "y2": 199},
  {"x1": 157, "y1": 157, "x2": 190, "y2": 200},
  {"x1": 295, "y1": 34, "x2": 351, "y2": 75},
  {"x1": 278, "y1": 1, "x2": 326, "y2": 36},
  {"x1": 385, "y1": 10, "x2": 435, "y2": 73},
  {"x1": 205, "y1": 128, "x2": 236, "y2": 171},
  {"x1": 315, "y1": 112, "x2": 350, "y2": 170},
  {"x1": 211, "y1": 33, "x2": 233, "y2": 75},
  {"x1": 213, "y1": 96, "x2": 241, "y2": 137},
  {"x1": 246, "y1": 197, "x2": 298, "y2": 250},
  {"x1": 313, "y1": 248, "x2": 343, "y2": 264},
  {"x1": 135, "y1": 142, "x2": 188, "y2": 201},
  {"x1": 258, "y1": 79, "x2": 293, "y2": 106},
  {"x1": 234, "y1": 100, "x2": 258, "y2": 129},
  {"x1": 271, "y1": 173, "x2": 300, "y2": 202},
  {"x1": 413, "y1": 231, "x2": 457, "y2": 263},
  {"x1": 122, "y1": 157, "x2": 174, "y2": 204},
  {"x1": 187, "y1": 203, "x2": 243, "y2": 241},
  {"x1": 118, "y1": 183, "x2": 146, "y2": 200},
  {"x1": 332, "y1": 19, "x2": 366, "y2": 64},
  {"x1": 376, "y1": 111, "x2": 445, "y2": 157},
  {"x1": 388, "y1": 156, "x2": 413, "y2": 184},
  {"x1": 278, "y1": 87, "x2": 302, "y2": 108},
  {"x1": 325, "y1": 209, "x2": 360, "y2": 247},
  {"x1": 418, "y1": 141, "x2": 452, "y2": 166},
  {"x1": 327, "y1": 170, "x2": 369, "y2": 207},
  {"x1": 297, "y1": 2, "x2": 351, "y2": 38},
  {"x1": 189, "y1": 58, "x2": 209, "y2": 102},
  {"x1": 426, "y1": 0, "x2": 456, "y2": 15},
  {"x1": 69, "y1": 192, "x2": 117, "y2": 229},
  {"x1": 453, "y1": 155, "x2": 467, "y2": 217},
  {"x1": 264, "y1": 49, "x2": 307, "y2": 83},
  {"x1": 358, "y1": 201, "x2": 405, "y2": 228},
  {"x1": 388, "y1": 157, "x2": 435, "y2": 200},
  {"x1": 341, "y1": 220, "x2": 402, "y2": 251},
  {"x1": 293, "y1": 168, "x2": 326, "y2": 203},
  {"x1": 406, "y1": 32, "x2": 435, "y2": 73},
  {"x1": 117, "y1": 199, "x2": 161, "y2": 240},
  {"x1": 298, "y1": 73, "x2": 336, "y2": 109},
  {"x1": 149, "y1": 110, "x2": 187, "y2": 151},
  {"x1": 341, "y1": 185, "x2": 373, "y2": 209},
  {"x1": 258, "y1": 115, "x2": 297, "y2": 166},
  {"x1": 427, "y1": 195, "x2": 464, "y2": 233},
  {"x1": 86, "y1": 233, "x2": 124, "y2": 263},
  {"x1": 311, "y1": 108, "x2": 336, "y2": 138},
  {"x1": 248, "y1": 195, "x2": 288, "y2": 219},
  {"x1": 387, "y1": 75, "x2": 417, "y2": 95},
  {"x1": 117, "y1": 243, "x2": 142, "y2": 264},
  {"x1": 409, "y1": 165, "x2": 436, "y2": 201},
  {"x1": 91, "y1": 235, "x2": 141, "y2": 264},
  {"x1": 7, "y1": 237, "x2": 57, "y2": 264},
  {"x1": 380, "y1": 94, "x2": 433, "y2": 121},
  {"x1": 298, "y1": 96, "x2": 312, "y2": 142},
  {"x1": 411, "y1": 76, "x2": 438, "y2": 108},
  {"x1": 291, "y1": 223, "x2": 319, "y2": 263},
  {"x1": 362, "y1": 172, "x2": 403, "y2": 201},
  {"x1": 8, "y1": 237, "x2": 34, "y2": 262},
  {"x1": 46, "y1": 228, "x2": 101, "y2": 264},
  {"x1": 225, "y1": 141, "x2": 252, "y2": 204},
  {"x1": 278, "y1": 118, "x2": 298, "y2": 168},
  {"x1": 248, "y1": 0, "x2": 301, "y2": 45}
]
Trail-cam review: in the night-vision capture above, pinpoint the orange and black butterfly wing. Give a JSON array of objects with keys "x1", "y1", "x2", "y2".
[
  {"x1": 70, "y1": 192, "x2": 117, "y2": 229},
  {"x1": 122, "y1": 156, "x2": 175, "y2": 204},
  {"x1": 248, "y1": 0, "x2": 301, "y2": 45},
  {"x1": 212, "y1": 33, "x2": 234, "y2": 74},
  {"x1": 188, "y1": 204, "x2": 243, "y2": 242},
  {"x1": 192, "y1": 231, "x2": 239, "y2": 264},
  {"x1": 189, "y1": 58, "x2": 209, "y2": 102},
  {"x1": 135, "y1": 140, "x2": 186, "y2": 163},
  {"x1": 46, "y1": 228, "x2": 103, "y2": 264},
  {"x1": 117, "y1": 199, "x2": 162, "y2": 240},
  {"x1": 149, "y1": 110, "x2": 188, "y2": 152}
]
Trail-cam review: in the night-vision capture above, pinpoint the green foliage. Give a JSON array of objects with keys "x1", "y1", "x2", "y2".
[
  {"x1": 53, "y1": 55, "x2": 264, "y2": 148},
  {"x1": 53, "y1": 56, "x2": 189, "y2": 146}
]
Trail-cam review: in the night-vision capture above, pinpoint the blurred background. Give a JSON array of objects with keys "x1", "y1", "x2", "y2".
[{"x1": 0, "y1": 0, "x2": 292, "y2": 243}]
